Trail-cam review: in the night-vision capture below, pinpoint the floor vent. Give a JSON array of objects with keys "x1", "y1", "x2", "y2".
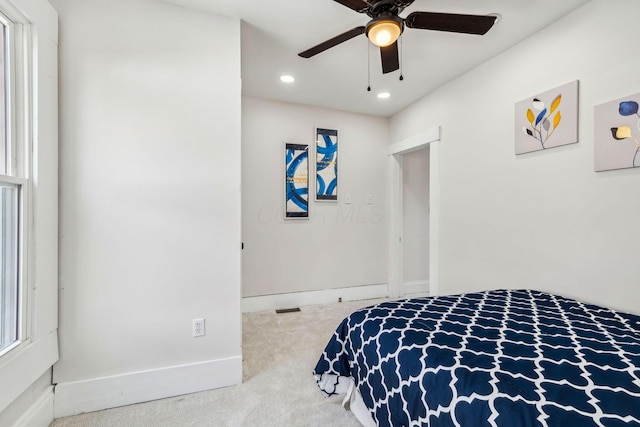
[{"x1": 276, "y1": 307, "x2": 301, "y2": 314}]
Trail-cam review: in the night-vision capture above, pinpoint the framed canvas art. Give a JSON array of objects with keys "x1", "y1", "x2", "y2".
[
  {"x1": 594, "y1": 92, "x2": 640, "y2": 172},
  {"x1": 515, "y1": 80, "x2": 579, "y2": 154},
  {"x1": 316, "y1": 128, "x2": 338, "y2": 201},
  {"x1": 285, "y1": 143, "x2": 309, "y2": 219}
]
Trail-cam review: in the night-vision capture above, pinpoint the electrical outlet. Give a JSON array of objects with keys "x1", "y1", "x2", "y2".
[{"x1": 193, "y1": 318, "x2": 205, "y2": 337}]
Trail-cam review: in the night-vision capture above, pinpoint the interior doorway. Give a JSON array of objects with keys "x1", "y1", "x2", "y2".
[
  {"x1": 388, "y1": 127, "x2": 440, "y2": 299},
  {"x1": 401, "y1": 147, "x2": 430, "y2": 295}
]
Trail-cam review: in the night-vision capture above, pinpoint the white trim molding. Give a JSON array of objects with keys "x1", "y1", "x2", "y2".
[
  {"x1": 428, "y1": 142, "x2": 440, "y2": 297},
  {"x1": 388, "y1": 126, "x2": 441, "y2": 299},
  {"x1": 0, "y1": 0, "x2": 58, "y2": 421},
  {"x1": 13, "y1": 386, "x2": 54, "y2": 427},
  {"x1": 0, "y1": 331, "x2": 58, "y2": 414},
  {"x1": 388, "y1": 126, "x2": 440, "y2": 156},
  {"x1": 242, "y1": 284, "x2": 388, "y2": 313},
  {"x1": 53, "y1": 356, "x2": 242, "y2": 419}
]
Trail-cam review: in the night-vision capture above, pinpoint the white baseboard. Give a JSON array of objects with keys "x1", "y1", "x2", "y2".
[
  {"x1": 13, "y1": 386, "x2": 54, "y2": 427},
  {"x1": 401, "y1": 280, "x2": 429, "y2": 297},
  {"x1": 242, "y1": 283, "x2": 389, "y2": 313},
  {"x1": 53, "y1": 356, "x2": 242, "y2": 419}
]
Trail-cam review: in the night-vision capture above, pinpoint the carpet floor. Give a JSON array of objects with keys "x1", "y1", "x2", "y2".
[{"x1": 50, "y1": 298, "x2": 384, "y2": 427}]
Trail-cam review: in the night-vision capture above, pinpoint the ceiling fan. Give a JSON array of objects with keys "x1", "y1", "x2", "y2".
[{"x1": 298, "y1": 0, "x2": 498, "y2": 74}]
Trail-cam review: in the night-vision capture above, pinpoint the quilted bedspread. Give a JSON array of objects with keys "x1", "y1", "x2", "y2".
[{"x1": 313, "y1": 289, "x2": 640, "y2": 426}]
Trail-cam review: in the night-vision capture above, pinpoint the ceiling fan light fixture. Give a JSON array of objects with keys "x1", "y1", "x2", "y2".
[{"x1": 366, "y1": 18, "x2": 402, "y2": 47}]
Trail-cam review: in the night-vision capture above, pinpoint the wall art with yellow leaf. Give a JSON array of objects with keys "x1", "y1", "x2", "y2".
[
  {"x1": 594, "y1": 92, "x2": 640, "y2": 172},
  {"x1": 514, "y1": 80, "x2": 579, "y2": 154}
]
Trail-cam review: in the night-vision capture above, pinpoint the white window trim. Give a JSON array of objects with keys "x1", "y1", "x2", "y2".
[
  {"x1": 0, "y1": 0, "x2": 32, "y2": 359},
  {"x1": 0, "y1": 0, "x2": 58, "y2": 415}
]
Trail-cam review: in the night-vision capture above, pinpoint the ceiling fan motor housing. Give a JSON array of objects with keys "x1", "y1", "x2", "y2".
[{"x1": 365, "y1": 0, "x2": 413, "y2": 18}]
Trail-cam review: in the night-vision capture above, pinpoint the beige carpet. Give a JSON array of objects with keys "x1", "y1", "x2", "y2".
[{"x1": 50, "y1": 298, "x2": 385, "y2": 427}]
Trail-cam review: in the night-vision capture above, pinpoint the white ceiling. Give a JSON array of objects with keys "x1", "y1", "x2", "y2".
[{"x1": 162, "y1": 0, "x2": 590, "y2": 117}]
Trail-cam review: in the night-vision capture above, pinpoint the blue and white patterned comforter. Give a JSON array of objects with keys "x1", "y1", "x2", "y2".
[{"x1": 314, "y1": 289, "x2": 640, "y2": 426}]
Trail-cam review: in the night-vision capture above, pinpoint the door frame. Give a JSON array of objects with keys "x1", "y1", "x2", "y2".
[{"x1": 388, "y1": 126, "x2": 440, "y2": 299}]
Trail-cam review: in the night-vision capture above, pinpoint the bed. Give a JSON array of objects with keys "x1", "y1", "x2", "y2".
[{"x1": 313, "y1": 289, "x2": 640, "y2": 426}]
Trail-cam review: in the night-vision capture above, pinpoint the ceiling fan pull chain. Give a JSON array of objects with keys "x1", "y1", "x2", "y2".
[
  {"x1": 399, "y1": 34, "x2": 404, "y2": 81},
  {"x1": 367, "y1": 38, "x2": 371, "y2": 91}
]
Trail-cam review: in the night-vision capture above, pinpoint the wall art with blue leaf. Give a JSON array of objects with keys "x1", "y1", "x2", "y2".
[
  {"x1": 316, "y1": 128, "x2": 338, "y2": 201},
  {"x1": 285, "y1": 143, "x2": 309, "y2": 219},
  {"x1": 594, "y1": 92, "x2": 640, "y2": 172},
  {"x1": 515, "y1": 80, "x2": 579, "y2": 154}
]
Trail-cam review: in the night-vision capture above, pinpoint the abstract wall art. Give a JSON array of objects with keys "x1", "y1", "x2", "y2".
[
  {"x1": 316, "y1": 128, "x2": 338, "y2": 201},
  {"x1": 594, "y1": 92, "x2": 640, "y2": 172},
  {"x1": 285, "y1": 143, "x2": 309, "y2": 219},
  {"x1": 515, "y1": 80, "x2": 579, "y2": 154}
]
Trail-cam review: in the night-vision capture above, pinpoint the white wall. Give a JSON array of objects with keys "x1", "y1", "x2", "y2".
[
  {"x1": 54, "y1": 0, "x2": 242, "y2": 417},
  {"x1": 390, "y1": 0, "x2": 640, "y2": 314},
  {"x1": 402, "y1": 147, "x2": 430, "y2": 289},
  {"x1": 242, "y1": 97, "x2": 389, "y2": 298}
]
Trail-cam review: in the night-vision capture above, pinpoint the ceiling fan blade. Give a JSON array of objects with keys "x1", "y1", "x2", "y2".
[
  {"x1": 405, "y1": 12, "x2": 497, "y2": 35},
  {"x1": 333, "y1": 0, "x2": 369, "y2": 13},
  {"x1": 299, "y1": 26, "x2": 366, "y2": 58},
  {"x1": 380, "y1": 41, "x2": 399, "y2": 74}
]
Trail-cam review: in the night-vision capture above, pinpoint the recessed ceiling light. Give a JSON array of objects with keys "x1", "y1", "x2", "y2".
[
  {"x1": 377, "y1": 92, "x2": 391, "y2": 99},
  {"x1": 280, "y1": 75, "x2": 295, "y2": 83}
]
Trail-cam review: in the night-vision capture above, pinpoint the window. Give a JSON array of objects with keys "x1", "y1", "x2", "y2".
[
  {"x1": 0, "y1": 0, "x2": 57, "y2": 415},
  {"x1": 0, "y1": 7, "x2": 28, "y2": 356},
  {"x1": 0, "y1": 183, "x2": 19, "y2": 352},
  {"x1": 0, "y1": 20, "x2": 5, "y2": 175}
]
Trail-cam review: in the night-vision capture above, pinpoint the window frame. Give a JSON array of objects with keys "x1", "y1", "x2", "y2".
[
  {"x1": 0, "y1": 0, "x2": 33, "y2": 359},
  {"x1": 0, "y1": 0, "x2": 57, "y2": 416}
]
